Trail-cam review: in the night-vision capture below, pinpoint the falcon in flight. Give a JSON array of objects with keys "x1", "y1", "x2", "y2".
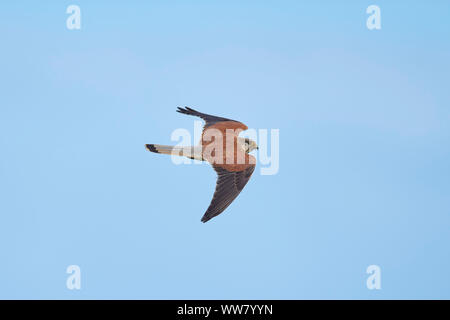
[{"x1": 146, "y1": 107, "x2": 258, "y2": 222}]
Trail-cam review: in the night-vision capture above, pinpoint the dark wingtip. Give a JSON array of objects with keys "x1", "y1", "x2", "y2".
[
  {"x1": 176, "y1": 106, "x2": 188, "y2": 114},
  {"x1": 201, "y1": 215, "x2": 210, "y2": 223},
  {"x1": 177, "y1": 106, "x2": 200, "y2": 116},
  {"x1": 145, "y1": 144, "x2": 158, "y2": 153}
]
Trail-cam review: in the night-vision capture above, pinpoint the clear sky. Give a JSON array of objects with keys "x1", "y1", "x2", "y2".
[{"x1": 0, "y1": 0, "x2": 449, "y2": 299}]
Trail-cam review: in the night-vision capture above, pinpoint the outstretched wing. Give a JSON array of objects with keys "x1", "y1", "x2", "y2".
[
  {"x1": 201, "y1": 164, "x2": 256, "y2": 223},
  {"x1": 177, "y1": 107, "x2": 242, "y2": 129}
]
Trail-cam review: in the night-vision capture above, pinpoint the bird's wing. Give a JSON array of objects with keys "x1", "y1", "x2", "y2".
[
  {"x1": 177, "y1": 107, "x2": 245, "y2": 129},
  {"x1": 201, "y1": 162, "x2": 256, "y2": 223}
]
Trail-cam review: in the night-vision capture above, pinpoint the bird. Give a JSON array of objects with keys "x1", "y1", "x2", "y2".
[{"x1": 146, "y1": 107, "x2": 258, "y2": 222}]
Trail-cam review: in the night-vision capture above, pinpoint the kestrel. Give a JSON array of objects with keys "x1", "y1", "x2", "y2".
[{"x1": 146, "y1": 107, "x2": 258, "y2": 222}]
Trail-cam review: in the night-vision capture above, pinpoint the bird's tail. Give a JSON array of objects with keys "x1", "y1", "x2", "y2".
[{"x1": 145, "y1": 144, "x2": 203, "y2": 160}]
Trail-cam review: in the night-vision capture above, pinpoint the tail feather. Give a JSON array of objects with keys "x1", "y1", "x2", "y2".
[
  {"x1": 146, "y1": 144, "x2": 158, "y2": 153},
  {"x1": 145, "y1": 144, "x2": 203, "y2": 160},
  {"x1": 145, "y1": 144, "x2": 176, "y2": 155}
]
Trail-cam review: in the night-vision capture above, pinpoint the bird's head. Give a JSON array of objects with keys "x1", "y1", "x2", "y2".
[{"x1": 243, "y1": 138, "x2": 259, "y2": 153}]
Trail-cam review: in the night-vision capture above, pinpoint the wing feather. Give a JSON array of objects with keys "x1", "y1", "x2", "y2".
[
  {"x1": 201, "y1": 164, "x2": 255, "y2": 222},
  {"x1": 177, "y1": 107, "x2": 241, "y2": 128}
]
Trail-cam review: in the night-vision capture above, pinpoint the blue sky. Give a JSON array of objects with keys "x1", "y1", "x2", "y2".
[{"x1": 0, "y1": 1, "x2": 449, "y2": 299}]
